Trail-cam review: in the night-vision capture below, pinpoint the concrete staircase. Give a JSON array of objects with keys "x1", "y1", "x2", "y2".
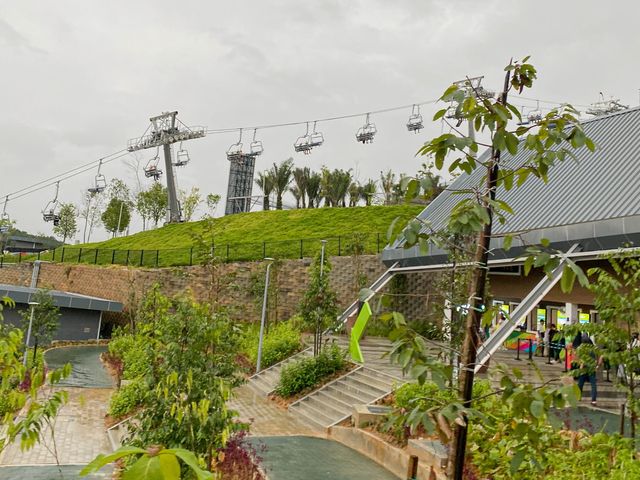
[
  {"x1": 287, "y1": 336, "x2": 405, "y2": 430},
  {"x1": 288, "y1": 365, "x2": 401, "y2": 430},
  {"x1": 246, "y1": 347, "x2": 314, "y2": 396}
]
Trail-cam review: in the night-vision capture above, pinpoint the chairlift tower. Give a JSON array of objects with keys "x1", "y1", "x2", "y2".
[
  {"x1": 586, "y1": 95, "x2": 628, "y2": 116},
  {"x1": 127, "y1": 111, "x2": 206, "y2": 223},
  {"x1": 445, "y1": 76, "x2": 494, "y2": 158}
]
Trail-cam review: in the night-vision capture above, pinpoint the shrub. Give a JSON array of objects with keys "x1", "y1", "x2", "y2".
[
  {"x1": 244, "y1": 320, "x2": 302, "y2": 369},
  {"x1": 108, "y1": 379, "x2": 148, "y2": 419},
  {"x1": 275, "y1": 345, "x2": 346, "y2": 397},
  {"x1": 108, "y1": 334, "x2": 149, "y2": 380},
  {"x1": 215, "y1": 430, "x2": 266, "y2": 480}
]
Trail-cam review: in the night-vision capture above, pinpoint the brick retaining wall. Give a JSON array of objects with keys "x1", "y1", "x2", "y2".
[{"x1": 0, "y1": 256, "x2": 438, "y2": 325}]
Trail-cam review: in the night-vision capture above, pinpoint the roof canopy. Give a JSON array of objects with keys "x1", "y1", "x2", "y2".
[
  {"x1": 0, "y1": 284, "x2": 123, "y2": 313},
  {"x1": 383, "y1": 107, "x2": 640, "y2": 267}
]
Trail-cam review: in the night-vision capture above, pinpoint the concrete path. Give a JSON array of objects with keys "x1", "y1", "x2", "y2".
[
  {"x1": 250, "y1": 436, "x2": 398, "y2": 480},
  {"x1": 0, "y1": 387, "x2": 112, "y2": 466},
  {"x1": 228, "y1": 385, "x2": 318, "y2": 436}
]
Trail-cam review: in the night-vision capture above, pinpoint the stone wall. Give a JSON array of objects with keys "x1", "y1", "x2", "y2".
[{"x1": 0, "y1": 256, "x2": 438, "y2": 325}]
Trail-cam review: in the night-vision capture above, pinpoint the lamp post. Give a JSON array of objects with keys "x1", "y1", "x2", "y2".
[
  {"x1": 23, "y1": 301, "x2": 39, "y2": 367},
  {"x1": 256, "y1": 257, "x2": 274, "y2": 373}
]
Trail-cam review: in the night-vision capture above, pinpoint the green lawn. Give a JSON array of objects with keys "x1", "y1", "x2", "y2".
[{"x1": 6, "y1": 205, "x2": 422, "y2": 267}]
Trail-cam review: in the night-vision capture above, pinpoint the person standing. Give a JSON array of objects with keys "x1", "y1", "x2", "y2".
[
  {"x1": 575, "y1": 333, "x2": 602, "y2": 406},
  {"x1": 548, "y1": 323, "x2": 558, "y2": 363}
]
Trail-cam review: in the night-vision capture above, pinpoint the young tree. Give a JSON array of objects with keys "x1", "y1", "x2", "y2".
[
  {"x1": 135, "y1": 190, "x2": 152, "y2": 231},
  {"x1": 300, "y1": 252, "x2": 338, "y2": 356},
  {"x1": 79, "y1": 191, "x2": 104, "y2": 243},
  {"x1": 360, "y1": 179, "x2": 377, "y2": 206},
  {"x1": 380, "y1": 170, "x2": 396, "y2": 205},
  {"x1": 255, "y1": 171, "x2": 274, "y2": 211},
  {"x1": 391, "y1": 57, "x2": 593, "y2": 479},
  {"x1": 348, "y1": 182, "x2": 360, "y2": 207},
  {"x1": 179, "y1": 186, "x2": 202, "y2": 222},
  {"x1": 19, "y1": 290, "x2": 60, "y2": 364},
  {"x1": 205, "y1": 193, "x2": 221, "y2": 217},
  {"x1": 102, "y1": 198, "x2": 131, "y2": 237},
  {"x1": 289, "y1": 185, "x2": 302, "y2": 209},
  {"x1": 52, "y1": 203, "x2": 77, "y2": 243},
  {"x1": 140, "y1": 183, "x2": 168, "y2": 228},
  {"x1": 271, "y1": 159, "x2": 294, "y2": 210}
]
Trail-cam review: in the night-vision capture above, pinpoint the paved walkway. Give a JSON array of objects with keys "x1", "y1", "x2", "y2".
[
  {"x1": 0, "y1": 387, "x2": 112, "y2": 466},
  {"x1": 228, "y1": 385, "x2": 317, "y2": 436}
]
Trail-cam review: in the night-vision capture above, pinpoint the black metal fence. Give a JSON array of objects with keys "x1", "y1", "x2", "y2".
[{"x1": 0, "y1": 232, "x2": 388, "y2": 268}]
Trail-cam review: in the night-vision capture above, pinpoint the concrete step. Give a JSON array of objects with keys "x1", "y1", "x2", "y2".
[
  {"x1": 290, "y1": 399, "x2": 336, "y2": 427},
  {"x1": 303, "y1": 395, "x2": 352, "y2": 419},
  {"x1": 334, "y1": 378, "x2": 386, "y2": 401},
  {"x1": 349, "y1": 369, "x2": 395, "y2": 391}
]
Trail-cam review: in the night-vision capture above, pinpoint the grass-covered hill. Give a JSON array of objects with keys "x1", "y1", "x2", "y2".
[
  {"x1": 34, "y1": 205, "x2": 422, "y2": 267},
  {"x1": 84, "y1": 204, "x2": 422, "y2": 251}
]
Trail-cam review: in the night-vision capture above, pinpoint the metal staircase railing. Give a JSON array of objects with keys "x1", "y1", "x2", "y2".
[
  {"x1": 474, "y1": 243, "x2": 581, "y2": 373},
  {"x1": 325, "y1": 262, "x2": 399, "y2": 334}
]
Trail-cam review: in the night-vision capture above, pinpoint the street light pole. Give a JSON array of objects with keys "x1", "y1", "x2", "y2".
[
  {"x1": 256, "y1": 257, "x2": 274, "y2": 373},
  {"x1": 23, "y1": 301, "x2": 39, "y2": 367}
]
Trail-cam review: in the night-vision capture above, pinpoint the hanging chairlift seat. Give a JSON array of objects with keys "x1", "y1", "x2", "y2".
[
  {"x1": 294, "y1": 135, "x2": 313, "y2": 154},
  {"x1": 309, "y1": 131, "x2": 324, "y2": 148},
  {"x1": 144, "y1": 165, "x2": 163, "y2": 180},
  {"x1": 226, "y1": 143, "x2": 244, "y2": 162},
  {"x1": 406, "y1": 114, "x2": 423, "y2": 133},
  {"x1": 527, "y1": 110, "x2": 543, "y2": 123},
  {"x1": 174, "y1": 149, "x2": 190, "y2": 167},
  {"x1": 356, "y1": 123, "x2": 377, "y2": 144},
  {"x1": 88, "y1": 174, "x2": 107, "y2": 194},
  {"x1": 249, "y1": 140, "x2": 264, "y2": 157}
]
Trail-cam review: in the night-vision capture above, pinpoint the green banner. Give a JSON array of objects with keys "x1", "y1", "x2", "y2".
[{"x1": 349, "y1": 301, "x2": 372, "y2": 363}]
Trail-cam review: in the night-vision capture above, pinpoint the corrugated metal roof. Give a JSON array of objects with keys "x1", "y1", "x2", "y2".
[
  {"x1": 0, "y1": 284, "x2": 123, "y2": 312},
  {"x1": 384, "y1": 106, "x2": 640, "y2": 265}
]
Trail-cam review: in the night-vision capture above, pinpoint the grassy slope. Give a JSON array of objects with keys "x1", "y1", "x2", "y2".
[{"x1": 81, "y1": 205, "x2": 423, "y2": 250}]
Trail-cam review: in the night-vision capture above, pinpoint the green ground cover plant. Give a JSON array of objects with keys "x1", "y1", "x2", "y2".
[
  {"x1": 275, "y1": 344, "x2": 346, "y2": 397},
  {"x1": 242, "y1": 319, "x2": 302, "y2": 370},
  {"x1": 108, "y1": 379, "x2": 148, "y2": 419}
]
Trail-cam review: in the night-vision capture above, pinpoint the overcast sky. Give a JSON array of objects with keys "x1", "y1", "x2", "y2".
[{"x1": 1, "y1": 0, "x2": 639, "y2": 241}]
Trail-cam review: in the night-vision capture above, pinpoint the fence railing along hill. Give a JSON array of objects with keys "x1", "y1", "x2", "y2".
[{"x1": 0, "y1": 232, "x2": 388, "y2": 268}]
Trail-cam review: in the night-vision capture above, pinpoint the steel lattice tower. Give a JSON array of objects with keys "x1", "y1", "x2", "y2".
[{"x1": 225, "y1": 154, "x2": 256, "y2": 215}]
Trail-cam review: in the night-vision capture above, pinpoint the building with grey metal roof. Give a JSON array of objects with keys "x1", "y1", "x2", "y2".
[
  {"x1": 382, "y1": 106, "x2": 640, "y2": 268},
  {"x1": 0, "y1": 284, "x2": 123, "y2": 343}
]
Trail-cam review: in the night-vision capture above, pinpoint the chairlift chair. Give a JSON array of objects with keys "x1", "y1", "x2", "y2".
[
  {"x1": 87, "y1": 159, "x2": 107, "y2": 194},
  {"x1": 174, "y1": 148, "x2": 190, "y2": 167},
  {"x1": 309, "y1": 121, "x2": 324, "y2": 148},
  {"x1": 294, "y1": 135, "x2": 312, "y2": 154},
  {"x1": 248, "y1": 129, "x2": 263, "y2": 157},
  {"x1": 227, "y1": 129, "x2": 244, "y2": 162},
  {"x1": 144, "y1": 151, "x2": 163, "y2": 180},
  {"x1": 527, "y1": 110, "x2": 542, "y2": 123},
  {"x1": 356, "y1": 114, "x2": 377, "y2": 144},
  {"x1": 294, "y1": 123, "x2": 314, "y2": 155},
  {"x1": 42, "y1": 182, "x2": 61, "y2": 223},
  {"x1": 88, "y1": 173, "x2": 107, "y2": 194},
  {"x1": 406, "y1": 105, "x2": 423, "y2": 133}
]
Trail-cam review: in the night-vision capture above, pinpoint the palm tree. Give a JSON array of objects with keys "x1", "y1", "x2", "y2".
[
  {"x1": 380, "y1": 170, "x2": 396, "y2": 205},
  {"x1": 306, "y1": 171, "x2": 322, "y2": 208},
  {"x1": 255, "y1": 171, "x2": 275, "y2": 211},
  {"x1": 360, "y1": 179, "x2": 377, "y2": 206},
  {"x1": 290, "y1": 185, "x2": 302, "y2": 209},
  {"x1": 321, "y1": 168, "x2": 352, "y2": 207},
  {"x1": 292, "y1": 167, "x2": 309, "y2": 208},
  {"x1": 271, "y1": 158, "x2": 294, "y2": 210},
  {"x1": 348, "y1": 182, "x2": 360, "y2": 207}
]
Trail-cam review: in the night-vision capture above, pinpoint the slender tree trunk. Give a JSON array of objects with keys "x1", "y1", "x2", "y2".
[
  {"x1": 276, "y1": 193, "x2": 283, "y2": 210},
  {"x1": 447, "y1": 70, "x2": 510, "y2": 480},
  {"x1": 33, "y1": 340, "x2": 38, "y2": 366}
]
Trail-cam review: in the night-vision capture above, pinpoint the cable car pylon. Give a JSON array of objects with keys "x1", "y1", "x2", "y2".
[{"x1": 127, "y1": 111, "x2": 206, "y2": 223}]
